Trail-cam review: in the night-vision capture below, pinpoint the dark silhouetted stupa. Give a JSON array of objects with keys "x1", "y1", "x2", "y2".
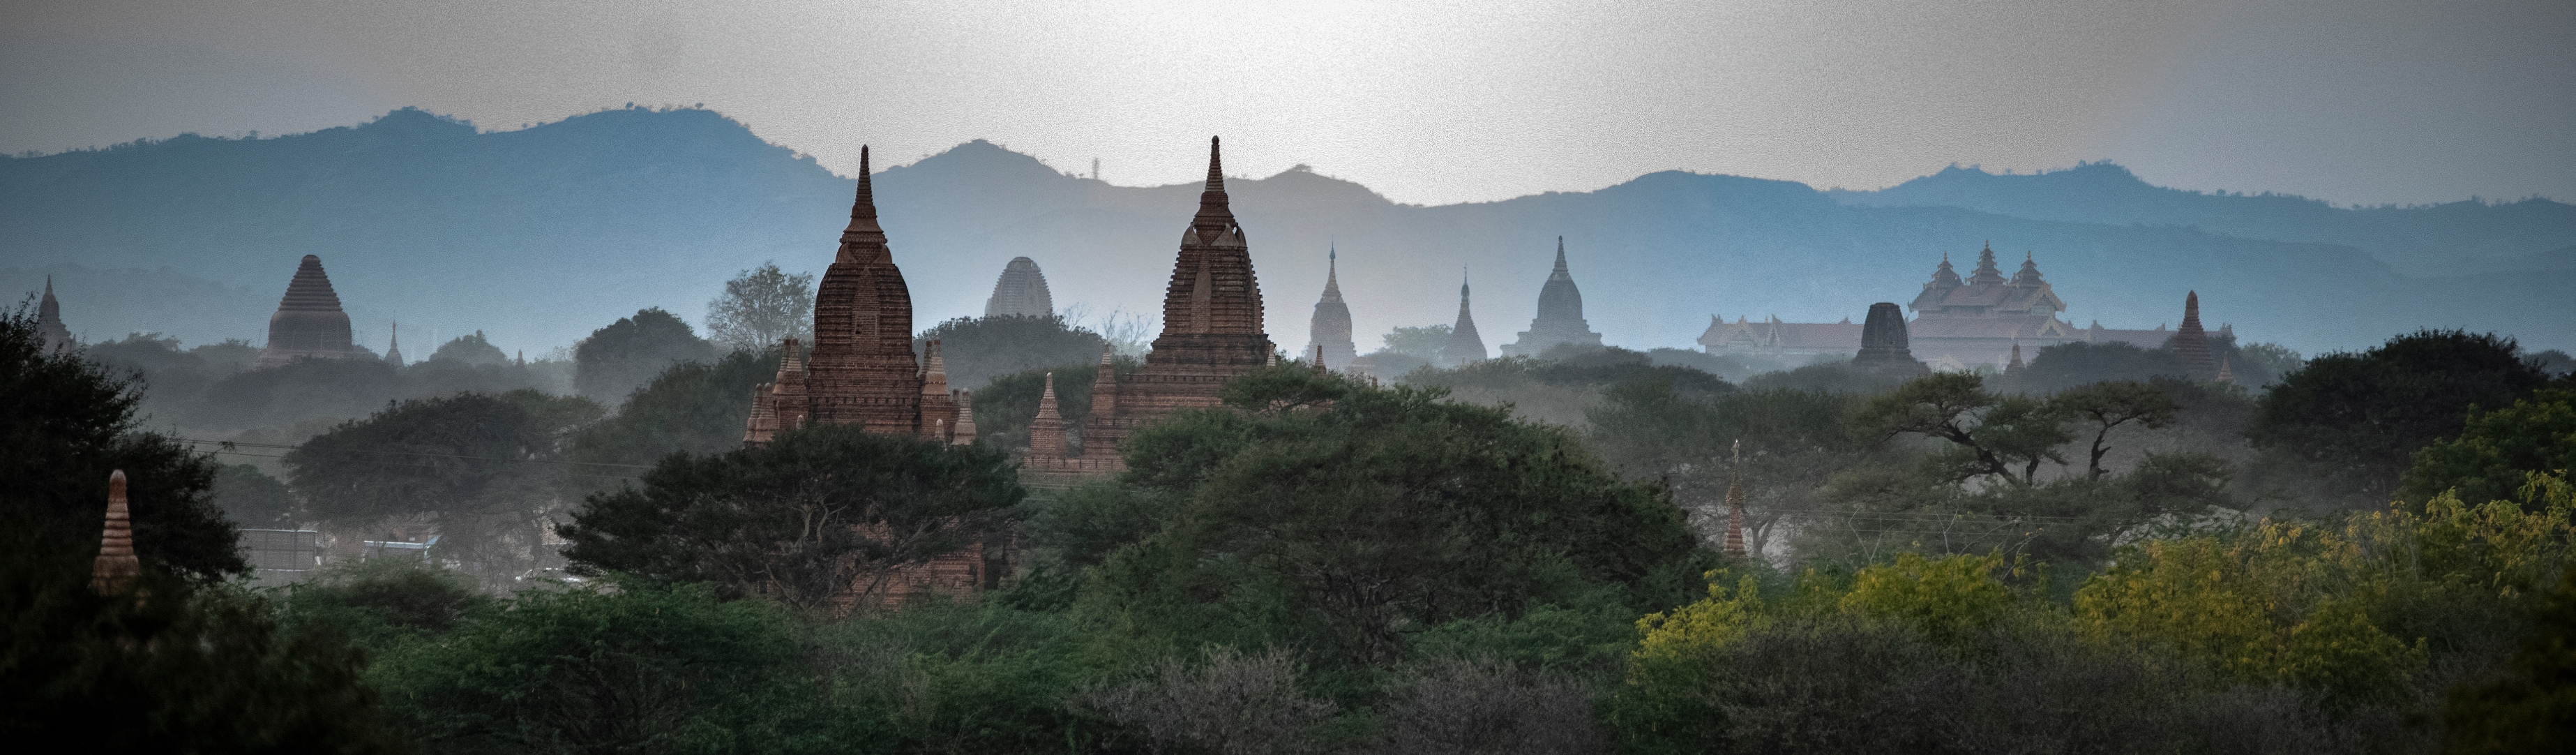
[
  {"x1": 384, "y1": 322, "x2": 406, "y2": 366},
  {"x1": 984, "y1": 256, "x2": 1055, "y2": 318},
  {"x1": 255, "y1": 255, "x2": 362, "y2": 368},
  {"x1": 34, "y1": 276, "x2": 75, "y2": 354},
  {"x1": 2167, "y1": 291, "x2": 2217, "y2": 381},
  {"x1": 1849, "y1": 302, "x2": 1931, "y2": 378},
  {"x1": 1501, "y1": 237, "x2": 1603, "y2": 357},
  {"x1": 1304, "y1": 246, "x2": 1356, "y2": 372},
  {"x1": 1441, "y1": 274, "x2": 1487, "y2": 368}
]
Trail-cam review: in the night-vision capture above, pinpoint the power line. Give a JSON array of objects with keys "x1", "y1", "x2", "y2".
[{"x1": 175, "y1": 438, "x2": 655, "y2": 470}]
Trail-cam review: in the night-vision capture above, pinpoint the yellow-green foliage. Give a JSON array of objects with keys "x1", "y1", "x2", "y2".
[
  {"x1": 1632, "y1": 572, "x2": 1765, "y2": 664},
  {"x1": 1838, "y1": 551, "x2": 2017, "y2": 644},
  {"x1": 2072, "y1": 472, "x2": 2574, "y2": 702},
  {"x1": 1634, "y1": 552, "x2": 2019, "y2": 661}
]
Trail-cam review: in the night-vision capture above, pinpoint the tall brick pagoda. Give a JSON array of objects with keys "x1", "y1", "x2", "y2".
[
  {"x1": 255, "y1": 255, "x2": 364, "y2": 368},
  {"x1": 1500, "y1": 237, "x2": 1603, "y2": 357},
  {"x1": 743, "y1": 147, "x2": 965, "y2": 445},
  {"x1": 1041, "y1": 137, "x2": 1274, "y2": 470},
  {"x1": 1304, "y1": 246, "x2": 1357, "y2": 372},
  {"x1": 2167, "y1": 291, "x2": 2217, "y2": 381}
]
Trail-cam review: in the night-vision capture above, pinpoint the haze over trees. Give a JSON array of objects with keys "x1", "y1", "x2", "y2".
[
  {"x1": 14, "y1": 283, "x2": 2576, "y2": 751},
  {"x1": 573, "y1": 307, "x2": 720, "y2": 403},
  {"x1": 705, "y1": 262, "x2": 815, "y2": 354}
]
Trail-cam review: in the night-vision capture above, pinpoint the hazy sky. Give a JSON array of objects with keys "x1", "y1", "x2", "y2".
[{"x1": 3, "y1": 0, "x2": 2569, "y2": 207}]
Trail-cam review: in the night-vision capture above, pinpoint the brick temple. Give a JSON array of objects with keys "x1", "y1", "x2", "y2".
[
  {"x1": 1025, "y1": 136, "x2": 1276, "y2": 474},
  {"x1": 739, "y1": 145, "x2": 983, "y2": 611}
]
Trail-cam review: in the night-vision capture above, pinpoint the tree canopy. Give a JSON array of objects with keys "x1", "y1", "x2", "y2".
[
  {"x1": 561, "y1": 424, "x2": 1023, "y2": 614},
  {"x1": 913, "y1": 314, "x2": 1107, "y2": 392},
  {"x1": 573, "y1": 307, "x2": 721, "y2": 403},
  {"x1": 2250, "y1": 329, "x2": 2552, "y2": 501},
  {"x1": 705, "y1": 261, "x2": 816, "y2": 354},
  {"x1": 0, "y1": 306, "x2": 243, "y2": 582}
]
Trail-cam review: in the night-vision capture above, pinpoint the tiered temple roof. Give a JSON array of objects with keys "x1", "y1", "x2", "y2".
[
  {"x1": 255, "y1": 255, "x2": 363, "y2": 368},
  {"x1": 984, "y1": 257, "x2": 1055, "y2": 318},
  {"x1": 743, "y1": 146, "x2": 967, "y2": 446},
  {"x1": 1304, "y1": 246, "x2": 1357, "y2": 372},
  {"x1": 1501, "y1": 237, "x2": 1603, "y2": 357},
  {"x1": 1037, "y1": 137, "x2": 1274, "y2": 472}
]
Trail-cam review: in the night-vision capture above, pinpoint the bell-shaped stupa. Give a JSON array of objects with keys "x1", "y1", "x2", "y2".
[
  {"x1": 984, "y1": 257, "x2": 1055, "y2": 318},
  {"x1": 1502, "y1": 237, "x2": 1604, "y2": 357}
]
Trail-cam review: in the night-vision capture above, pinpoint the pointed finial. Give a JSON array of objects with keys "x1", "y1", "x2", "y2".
[{"x1": 1205, "y1": 135, "x2": 1224, "y2": 192}]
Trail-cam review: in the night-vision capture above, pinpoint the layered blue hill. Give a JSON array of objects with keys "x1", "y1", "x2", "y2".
[{"x1": 3, "y1": 107, "x2": 2568, "y2": 359}]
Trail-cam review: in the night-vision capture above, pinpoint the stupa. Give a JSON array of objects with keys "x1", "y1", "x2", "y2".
[
  {"x1": 255, "y1": 255, "x2": 363, "y2": 368},
  {"x1": 384, "y1": 322, "x2": 406, "y2": 366},
  {"x1": 1440, "y1": 274, "x2": 1486, "y2": 368},
  {"x1": 1500, "y1": 237, "x2": 1604, "y2": 357},
  {"x1": 1304, "y1": 246, "x2": 1357, "y2": 372},
  {"x1": 1848, "y1": 302, "x2": 1931, "y2": 378},
  {"x1": 984, "y1": 257, "x2": 1055, "y2": 318},
  {"x1": 1041, "y1": 137, "x2": 1274, "y2": 471},
  {"x1": 741, "y1": 146, "x2": 965, "y2": 444},
  {"x1": 2167, "y1": 291, "x2": 2217, "y2": 381},
  {"x1": 33, "y1": 276, "x2": 75, "y2": 354}
]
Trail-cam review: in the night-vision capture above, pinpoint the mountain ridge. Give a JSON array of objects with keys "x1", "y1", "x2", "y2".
[{"x1": 4, "y1": 107, "x2": 2567, "y2": 359}]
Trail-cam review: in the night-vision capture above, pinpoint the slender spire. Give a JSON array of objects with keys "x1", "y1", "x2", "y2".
[
  {"x1": 1320, "y1": 246, "x2": 1343, "y2": 303},
  {"x1": 1191, "y1": 136, "x2": 1237, "y2": 240},
  {"x1": 1551, "y1": 236, "x2": 1569, "y2": 276},
  {"x1": 849, "y1": 145, "x2": 880, "y2": 230},
  {"x1": 91, "y1": 470, "x2": 138, "y2": 595},
  {"x1": 1443, "y1": 269, "x2": 1486, "y2": 367},
  {"x1": 1030, "y1": 372, "x2": 1067, "y2": 459},
  {"x1": 950, "y1": 390, "x2": 978, "y2": 445}
]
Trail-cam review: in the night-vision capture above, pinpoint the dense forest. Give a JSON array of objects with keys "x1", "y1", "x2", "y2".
[{"x1": 7, "y1": 288, "x2": 2575, "y2": 753}]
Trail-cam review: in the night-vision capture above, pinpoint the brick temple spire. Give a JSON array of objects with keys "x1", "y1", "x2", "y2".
[
  {"x1": 1030, "y1": 372, "x2": 1068, "y2": 459},
  {"x1": 2169, "y1": 291, "x2": 2217, "y2": 381},
  {"x1": 91, "y1": 470, "x2": 139, "y2": 595},
  {"x1": 805, "y1": 145, "x2": 933, "y2": 434},
  {"x1": 1077, "y1": 137, "x2": 1276, "y2": 464}
]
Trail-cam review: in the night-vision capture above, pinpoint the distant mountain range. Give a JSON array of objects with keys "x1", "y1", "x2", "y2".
[{"x1": 4, "y1": 106, "x2": 2569, "y2": 360}]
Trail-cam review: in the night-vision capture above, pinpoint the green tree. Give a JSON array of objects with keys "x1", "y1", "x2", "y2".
[
  {"x1": 573, "y1": 308, "x2": 720, "y2": 403},
  {"x1": 429, "y1": 329, "x2": 509, "y2": 366},
  {"x1": 2250, "y1": 330, "x2": 2552, "y2": 502},
  {"x1": 1380, "y1": 324, "x2": 1452, "y2": 361},
  {"x1": 560, "y1": 424, "x2": 1023, "y2": 613},
  {"x1": 914, "y1": 313, "x2": 1107, "y2": 391},
  {"x1": 2441, "y1": 562, "x2": 2576, "y2": 754},
  {"x1": 1855, "y1": 373, "x2": 2072, "y2": 487},
  {"x1": 970, "y1": 357, "x2": 1138, "y2": 454},
  {"x1": 0, "y1": 536, "x2": 399, "y2": 753},
  {"x1": 1083, "y1": 366, "x2": 1708, "y2": 666},
  {"x1": 367, "y1": 580, "x2": 820, "y2": 754},
  {"x1": 285, "y1": 390, "x2": 604, "y2": 588},
  {"x1": 704, "y1": 261, "x2": 816, "y2": 354},
  {"x1": 2402, "y1": 387, "x2": 2576, "y2": 508},
  {"x1": 2051, "y1": 380, "x2": 2180, "y2": 480},
  {"x1": 568, "y1": 348, "x2": 781, "y2": 477},
  {"x1": 210, "y1": 463, "x2": 295, "y2": 529},
  {"x1": 0, "y1": 307, "x2": 243, "y2": 582}
]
